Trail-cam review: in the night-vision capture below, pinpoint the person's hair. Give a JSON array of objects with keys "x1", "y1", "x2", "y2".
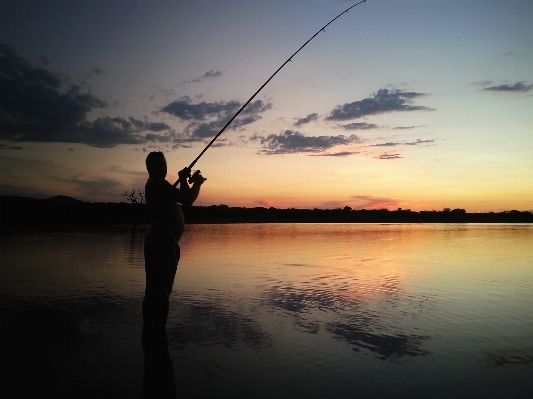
[{"x1": 145, "y1": 151, "x2": 166, "y2": 176}]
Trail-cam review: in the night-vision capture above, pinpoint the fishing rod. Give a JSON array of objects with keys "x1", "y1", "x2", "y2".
[{"x1": 180, "y1": 0, "x2": 367, "y2": 184}]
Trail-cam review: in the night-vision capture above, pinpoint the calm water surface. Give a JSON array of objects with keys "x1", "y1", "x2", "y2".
[{"x1": 1, "y1": 223, "x2": 532, "y2": 398}]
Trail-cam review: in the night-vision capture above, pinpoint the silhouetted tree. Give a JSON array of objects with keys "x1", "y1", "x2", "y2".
[
  {"x1": 122, "y1": 189, "x2": 145, "y2": 204},
  {"x1": 121, "y1": 189, "x2": 147, "y2": 227}
]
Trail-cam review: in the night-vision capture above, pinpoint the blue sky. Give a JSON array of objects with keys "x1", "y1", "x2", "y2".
[{"x1": 1, "y1": 0, "x2": 532, "y2": 211}]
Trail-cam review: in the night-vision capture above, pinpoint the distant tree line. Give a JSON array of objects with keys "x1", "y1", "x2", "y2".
[
  {"x1": 181, "y1": 204, "x2": 533, "y2": 224},
  {"x1": 1, "y1": 195, "x2": 532, "y2": 232}
]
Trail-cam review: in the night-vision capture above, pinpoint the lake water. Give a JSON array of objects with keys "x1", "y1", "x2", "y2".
[{"x1": 1, "y1": 223, "x2": 532, "y2": 398}]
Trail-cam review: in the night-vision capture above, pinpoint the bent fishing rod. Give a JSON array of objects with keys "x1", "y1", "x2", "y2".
[{"x1": 178, "y1": 0, "x2": 367, "y2": 184}]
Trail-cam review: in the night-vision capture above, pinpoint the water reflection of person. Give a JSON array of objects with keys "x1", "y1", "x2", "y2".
[
  {"x1": 142, "y1": 326, "x2": 177, "y2": 399},
  {"x1": 142, "y1": 151, "x2": 206, "y2": 334}
]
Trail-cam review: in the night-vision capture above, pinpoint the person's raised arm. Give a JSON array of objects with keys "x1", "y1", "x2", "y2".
[{"x1": 172, "y1": 167, "x2": 190, "y2": 188}]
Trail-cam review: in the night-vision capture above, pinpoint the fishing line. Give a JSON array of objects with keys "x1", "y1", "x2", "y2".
[{"x1": 182, "y1": 0, "x2": 367, "y2": 179}]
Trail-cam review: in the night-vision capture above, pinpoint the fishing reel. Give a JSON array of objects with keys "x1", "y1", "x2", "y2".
[{"x1": 188, "y1": 169, "x2": 204, "y2": 184}]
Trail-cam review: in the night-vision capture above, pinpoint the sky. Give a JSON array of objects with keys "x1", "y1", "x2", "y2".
[{"x1": 1, "y1": 0, "x2": 532, "y2": 212}]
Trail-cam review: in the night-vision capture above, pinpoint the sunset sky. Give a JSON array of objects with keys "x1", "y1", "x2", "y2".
[{"x1": 1, "y1": 0, "x2": 531, "y2": 212}]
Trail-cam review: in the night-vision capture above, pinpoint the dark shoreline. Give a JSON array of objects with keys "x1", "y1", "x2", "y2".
[{"x1": 1, "y1": 195, "x2": 532, "y2": 233}]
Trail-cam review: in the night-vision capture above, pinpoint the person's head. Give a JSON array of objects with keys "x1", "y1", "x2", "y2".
[{"x1": 145, "y1": 151, "x2": 167, "y2": 178}]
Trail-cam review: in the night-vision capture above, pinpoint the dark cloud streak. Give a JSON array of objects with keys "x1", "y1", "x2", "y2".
[
  {"x1": 0, "y1": 144, "x2": 23, "y2": 150},
  {"x1": 184, "y1": 70, "x2": 223, "y2": 83},
  {"x1": 255, "y1": 130, "x2": 361, "y2": 155},
  {"x1": 294, "y1": 113, "x2": 319, "y2": 126},
  {"x1": 393, "y1": 125, "x2": 422, "y2": 130},
  {"x1": 377, "y1": 153, "x2": 402, "y2": 160},
  {"x1": 369, "y1": 139, "x2": 434, "y2": 147},
  {"x1": 309, "y1": 151, "x2": 359, "y2": 157},
  {"x1": 483, "y1": 81, "x2": 533, "y2": 93},
  {"x1": 325, "y1": 89, "x2": 433, "y2": 121},
  {"x1": 341, "y1": 122, "x2": 378, "y2": 130}
]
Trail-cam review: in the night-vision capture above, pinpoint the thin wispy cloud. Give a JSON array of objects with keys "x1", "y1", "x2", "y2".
[
  {"x1": 405, "y1": 139, "x2": 434, "y2": 146},
  {"x1": 341, "y1": 122, "x2": 379, "y2": 130},
  {"x1": 472, "y1": 80, "x2": 493, "y2": 88},
  {"x1": 90, "y1": 66, "x2": 104, "y2": 75},
  {"x1": 325, "y1": 88, "x2": 433, "y2": 121},
  {"x1": 483, "y1": 81, "x2": 533, "y2": 93},
  {"x1": 393, "y1": 125, "x2": 423, "y2": 130},
  {"x1": 376, "y1": 153, "x2": 402, "y2": 160},
  {"x1": 369, "y1": 139, "x2": 434, "y2": 147},
  {"x1": 59, "y1": 176, "x2": 122, "y2": 196},
  {"x1": 0, "y1": 144, "x2": 23, "y2": 150},
  {"x1": 371, "y1": 142, "x2": 399, "y2": 147},
  {"x1": 315, "y1": 195, "x2": 400, "y2": 210},
  {"x1": 294, "y1": 113, "x2": 319, "y2": 126},
  {"x1": 309, "y1": 151, "x2": 359, "y2": 157},
  {"x1": 183, "y1": 70, "x2": 223, "y2": 84},
  {"x1": 350, "y1": 195, "x2": 400, "y2": 210},
  {"x1": 254, "y1": 130, "x2": 361, "y2": 155}
]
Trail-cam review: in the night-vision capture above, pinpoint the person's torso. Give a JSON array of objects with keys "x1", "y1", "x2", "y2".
[{"x1": 145, "y1": 178, "x2": 185, "y2": 240}]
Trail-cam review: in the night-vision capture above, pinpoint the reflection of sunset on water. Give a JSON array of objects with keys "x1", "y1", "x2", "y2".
[
  {"x1": 1, "y1": 224, "x2": 532, "y2": 398},
  {"x1": 175, "y1": 223, "x2": 533, "y2": 364}
]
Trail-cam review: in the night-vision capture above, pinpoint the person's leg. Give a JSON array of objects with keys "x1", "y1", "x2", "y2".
[
  {"x1": 153, "y1": 237, "x2": 180, "y2": 328},
  {"x1": 143, "y1": 232, "x2": 159, "y2": 326}
]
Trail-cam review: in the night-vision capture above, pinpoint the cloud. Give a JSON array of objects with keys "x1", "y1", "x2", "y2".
[
  {"x1": 325, "y1": 88, "x2": 433, "y2": 121},
  {"x1": 185, "y1": 120, "x2": 227, "y2": 140},
  {"x1": 315, "y1": 196, "x2": 401, "y2": 210},
  {"x1": 350, "y1": 195, "x2": 400, "y2": 209},
  {"x1": 255, "y1": 130, "x2": 361, "y2": 155},
  {"x1": 405, "y1": 139, "x2": 434, "y2": 146},
  {"x1": 0, "y1": 43, "x2": 171, "y2": 148},
  {"x1": 294, "y1": 113, "x2": 319, "y2": 126},
  {"x1": 162, "y1": 96, "x2": 272, "y2": 142},
  {"x1": 369, "y1": 139, "x2": 434, "y2": 147},
  {"x1": 309, "y1": 151, "x2": 359, "y2": 157},
  {"x1": 90, "y1": 66, "x2": 104, "y2": 75},
  {"x1": 161, "y1": 96, "x2": 241, "y2": 120},
  {"x1": 341, "y1": 122, "x2": 378, "y2": 130},
  {"x1": 184, "y1": 70, "x2": 223, "y2": 83},
  {"x1": 483, "y1": 81, "x2": 533, "y2": 93},
  {"x1": 314, "y1": 200, "x2": 347, "y2": 209},
  {"x1": 376, "y1": 153, "x2": 402, "y2": 160},
  {"x1": 254, "y1": 199, "x2": 275, "y2": 207},
  {"x1": 371, "y1": 142, "x2": 400, "y2": 147},
  {"x1": 74, "y1": 117, "x2": 172, "y2": 147},
  {"x1": 0, "y1": 144, "x2": 23, "y2": 150},
  {"x1": 393, "y1": 125, "x2": 423, "y2": 130},
  {"x1": 472, "y1": 80, "x2": 493, "y2": 88},
  {"x1": 61, "y1": 176, "x2": 122, "y2": 196},
  {"x1": 39, "y1": 56, "x2": 50, "y2": 66}
]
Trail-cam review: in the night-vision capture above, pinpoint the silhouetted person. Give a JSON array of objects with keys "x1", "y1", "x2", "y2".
[{"x1": 142, "y1": 152, "x2": 206, "y2": 334}]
